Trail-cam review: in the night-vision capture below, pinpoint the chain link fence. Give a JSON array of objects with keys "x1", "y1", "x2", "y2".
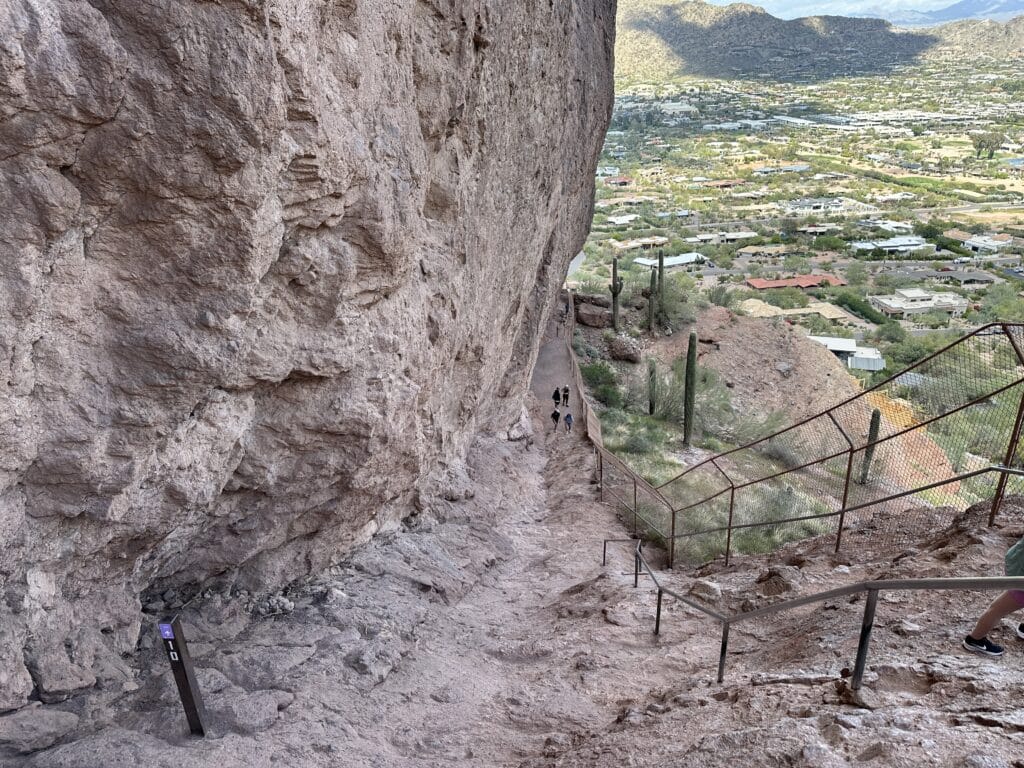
[{"x1": 655, "y1": 323, "x2": 1024, "y2": 568}]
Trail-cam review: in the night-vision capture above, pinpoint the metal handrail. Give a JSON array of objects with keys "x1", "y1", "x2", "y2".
[
  {"x1": 659, "y1": 464, "x2": 1024, "y2": 544},
  {"x1": 655, "y1": 322, "x2": 1024, "y2": 491},
  {"x1": 606, "y1": 538, "x2": 1024, "y2": 690}
]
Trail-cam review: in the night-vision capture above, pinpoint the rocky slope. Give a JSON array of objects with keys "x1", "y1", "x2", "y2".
[
  {"x1": 0, "y1": 0, "x2": 615, "y2": 712},
  {"x1": 616, "y1": 0, "x2": 1024, "y2": 83}
]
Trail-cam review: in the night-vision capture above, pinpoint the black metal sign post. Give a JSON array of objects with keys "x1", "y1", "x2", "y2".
[{"x1": 158, "y1": 616, "x2": 209, "y2": 737}]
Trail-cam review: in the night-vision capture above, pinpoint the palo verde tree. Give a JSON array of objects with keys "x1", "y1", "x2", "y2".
[
  {"x1": 683, "y1": 331, "x2": 698, "y2": 447},
  {"x1": 609, "y1": 256, "x2": 624, "y2": 332},
  {"x1": 858, "y1": 408, "x2": 882, "y2": 485},
  {"x1": 647, "y1": 358, "x2": 658, "y2": 416}
]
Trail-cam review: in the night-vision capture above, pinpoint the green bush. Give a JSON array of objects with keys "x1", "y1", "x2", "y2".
[
  {"x1": 832, "y1": 290, "x2": 888, "y2": 324},
  {"x1": 581, "y1": 361, "x2": 617, "y2": 389},
  {"x1": 594, "y1": 383, "x2": 623, "y2": 408}
]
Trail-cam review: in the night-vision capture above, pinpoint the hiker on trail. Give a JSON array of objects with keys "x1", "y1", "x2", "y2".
[
  {"x1": 564, "y1": 412, "x2": 574, "y2": 434},
  {"x1": 552, "y1": 388, "x2": 561, "y2": 409},
  {"x1": 550, "y1": 408, "x2": 561, "y2": 432},
  {"x1": 561, "y1": 386, "x2": 569, "y2": 407},
  {"x1": 962, "y1": 535, "x2": 1024, "y2": 657}
]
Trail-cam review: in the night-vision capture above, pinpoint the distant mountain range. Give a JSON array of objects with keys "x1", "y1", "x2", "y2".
[
  {"x1": 853, "y1": 0, "x2": 1024, "y2": 25},
  {"x1": 616, "y1": 0, "x2": 1024, "y2": 83}
]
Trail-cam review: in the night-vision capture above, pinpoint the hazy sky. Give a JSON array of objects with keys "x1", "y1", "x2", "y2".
[{"x1": 707, "y1": 0, "x2": 951, "y2": 18}]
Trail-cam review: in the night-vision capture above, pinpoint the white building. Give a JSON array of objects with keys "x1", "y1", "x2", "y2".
[
  {"x1": 611, "y1": 236, "x2": 670, "y2": 252},
  {"x1": 783, "y1": 197, "x2": 878, "y2": 216},
  {"x1": 860, "y1": 219, "x2": 914, "y2": 234},
  {"x1": 808, "y1": 336, "x2": 886, "y2": 372},
  {"x1": 965, "y1": 234, "x2": 1013, "y2": 254},
  {"x1": 634, "y1": 253, "x2": 706, "y2": 269},
  {"x1": 851, "y1": 236, "x2": 935, "y2": 256},
  {"x1": 606, "y1": 214, "x2": 640, "y2": 226},
  {"x1": 869, "y1": 288, "x2": 969, "y2": 319}
]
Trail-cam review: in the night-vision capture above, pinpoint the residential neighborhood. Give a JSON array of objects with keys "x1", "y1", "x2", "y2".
[{"x1": 569, "y1": 54, "x2": 1024, "y2": 377}]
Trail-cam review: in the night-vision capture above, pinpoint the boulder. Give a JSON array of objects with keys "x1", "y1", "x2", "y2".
[
  {"x1": 577, "y1": 303, "x2": 613, "y2": 329},
  {"x1": 0, "y1": 704, "x2": 79, "y2": 755},
  {"x1": 574, "y1": 293, "x2": 612, "y2": 308},
  {"x1": 756, "y1": 565, "x2": 803, "y2": 596},
  {"x1": 689, "y1": 579, "x2": 722, "y2": 602},
  {"x1": 607, "y1": 335, "x2": 642, "y2": 363}
]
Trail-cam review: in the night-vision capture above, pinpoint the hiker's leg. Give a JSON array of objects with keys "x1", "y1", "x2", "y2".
[{"x1": 970, "y1": 591, "x2": 1024, "y2": 639}]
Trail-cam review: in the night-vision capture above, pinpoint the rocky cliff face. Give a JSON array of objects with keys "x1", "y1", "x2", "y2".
[{"x1": 0, "y1": 0, "x2": 615, "y2": 710}]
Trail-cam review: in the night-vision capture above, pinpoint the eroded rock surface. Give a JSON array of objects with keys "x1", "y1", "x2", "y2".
[{"x1": 0, "y1": 0, "x2": 615, "y2": 708}]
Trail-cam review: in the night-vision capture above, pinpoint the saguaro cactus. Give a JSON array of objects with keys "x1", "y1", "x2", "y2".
[
  {"x1": 609, "y1": 257, "x2": 624, "y2": 332},
  {"x1": 647, "y1": 267, "x2": 657, "y2": 331},
  {"x1": 648, "y1": 358, "x2": 658, "y2": 416},
  {"x1": 657, "y1": 249, "x2": 666, "y2": 318},
  {"x1": 858, "y1": 408, "x2": 882, "y2": 485},
  {"x1": 683, "y1": 331, "x2": 698, "y2": 446}
]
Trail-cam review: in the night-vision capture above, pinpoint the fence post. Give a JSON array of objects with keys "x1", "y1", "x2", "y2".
[
  {"x1": 991, "y1": 388, "x2": 1024, "y2": 526},
  {"x1": 717, "y1": 622, "x2": 730, "y2": 684},
  {"x1": 633, "y1": 478, "x2": 638, "y2": 536},
  {"x1": 669, "y1": 503, "x2": 676, "y2": 570},
  {"x1": 724, "y1": 487, "x2": 736, "y2": 566},
  {"x1": 655, "y1": 588, "x2": 663, "y2": 635},
  {"x1": 835, "y1": 448, "x2": 855, "y2": 553},
  {"x1": 852, "y1": 589, "x2": 879, "y2": 691},
  {"x1": 598, "y1": 451, "x2": 604, "y2": 503},
  {"x1": 634, "y1": 550, "x2": 640, "y2": 588}
]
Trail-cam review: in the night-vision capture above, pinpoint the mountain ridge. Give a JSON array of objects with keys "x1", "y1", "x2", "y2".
[{"x1": 617, "y1": 0, "x2": 1024, "y2": 83}]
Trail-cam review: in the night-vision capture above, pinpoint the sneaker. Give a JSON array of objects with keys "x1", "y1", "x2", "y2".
[
  {"x1": 1016, "y1": 623, "x2": 1024, "y2": 640},
  {"x1": 963, "y1": 635, "x2": 1004, "y2": 657}
]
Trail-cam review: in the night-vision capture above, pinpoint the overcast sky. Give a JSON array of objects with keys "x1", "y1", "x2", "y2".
[{"x1": 707, "y1": 0, "x2": 951, "y2": 19}]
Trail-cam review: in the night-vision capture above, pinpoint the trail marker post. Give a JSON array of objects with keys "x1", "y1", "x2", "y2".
[{"x1": 158, "y1": 616, "x2": 209, "y2": 737}]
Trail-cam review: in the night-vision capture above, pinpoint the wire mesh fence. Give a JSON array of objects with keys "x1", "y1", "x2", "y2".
[
  {"x1": 598, "y1": 450, "x2": 673, "y2": 549},
  {"x1": 654, "y1": 323, "x2": 1024, "y2": 568}
]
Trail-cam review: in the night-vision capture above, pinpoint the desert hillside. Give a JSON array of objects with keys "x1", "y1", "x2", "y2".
[{"x1": 616, "y1": 0, "x2": 1024, "y2": 82}]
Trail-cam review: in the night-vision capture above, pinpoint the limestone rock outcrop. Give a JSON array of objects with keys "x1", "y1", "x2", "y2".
[{"x1": 0, "y1": 0, "x2": 615, "y2": 708}]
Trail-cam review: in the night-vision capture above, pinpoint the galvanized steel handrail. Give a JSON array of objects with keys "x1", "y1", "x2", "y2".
[{"x1": 608, "y1": 538, "x2": 1024, "y2": 690}]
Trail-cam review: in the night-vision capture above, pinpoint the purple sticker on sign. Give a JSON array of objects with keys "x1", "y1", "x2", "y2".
[{"x1": 159, "y1": 623, "x2": 175, "y2": 640}]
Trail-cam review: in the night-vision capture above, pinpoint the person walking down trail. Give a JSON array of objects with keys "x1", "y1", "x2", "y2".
[
  {"x1": 552, "y1": 388, "x2": 561, "y2": 409},
  {"x1": 564, "y1": 412, "x2": 574, "y2": 434},
  {"x1": 550, "y1": 408, "x2": 561, "y2": 432},
  {"x1": 962, "y1": 535, "x2": 1024, "y2": 657},
  {"x1": 561, "y1": 386, "x2": 570, "y2": 407}
]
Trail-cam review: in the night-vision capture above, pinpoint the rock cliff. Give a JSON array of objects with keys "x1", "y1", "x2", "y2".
[{"x1": 0, "y1": 0, "x2": 615, "y2": 710}]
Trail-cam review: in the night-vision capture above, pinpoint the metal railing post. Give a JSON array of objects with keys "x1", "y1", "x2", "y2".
[
  {"x1": 724, "y1": 487, "x2": 735, "y2": 566},
  {"x1": 991, "y1": 388, "x2": 1024, "y2": 526},
  {"x1": 655, "y1": 589, "x2": 663, "y2": 635},
  {"x1": 835, "y1": 448, "x2": 855, "y2": 553},
  {"x1": 634, "y1": 550, "x2": 640, "y2": 588},
  {"x1": 633, "y1": 478, "x2": 638, "y2": 536},
  {"x1": 717, "y1": 622, "x2": 730, "y2": 683},
  {"x1": 852, "y1": 589, "x2": 879, "y2": 691},
  {"x1": 669, "y1": 503, "x2": 676, "y2": 570},
  {"x1": 598, "y1": 451, "x2": 604, "y2": 503}
]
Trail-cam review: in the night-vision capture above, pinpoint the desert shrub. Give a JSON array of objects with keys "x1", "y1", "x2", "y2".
[
  {"x1": 594, "y1": 383, "x2": 623, "y2": 408},
  {"x1": 581, "y1": 361, "x2": 617, "y2": 389}
]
